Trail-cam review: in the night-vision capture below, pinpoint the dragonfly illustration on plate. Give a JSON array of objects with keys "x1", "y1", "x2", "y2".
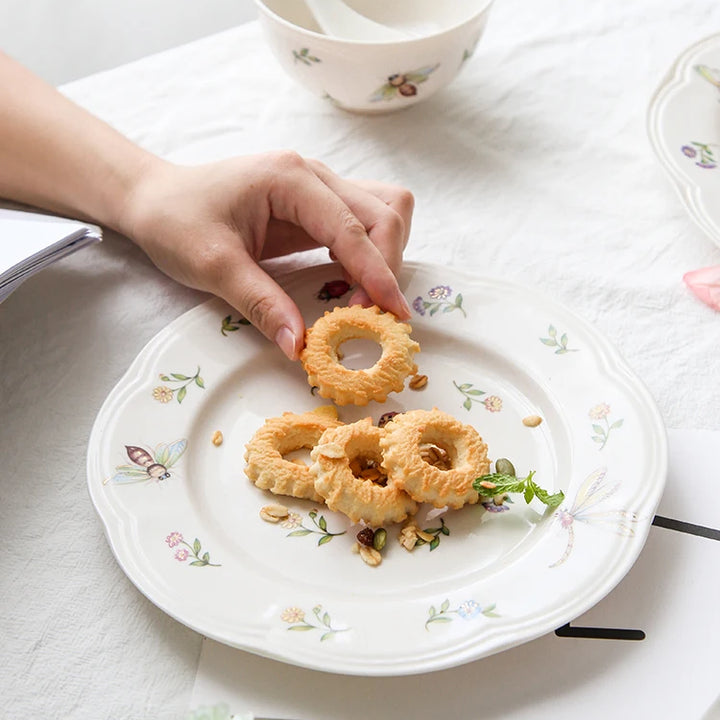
[
  {"x1": 105, "y1": 439, "x2": 188, "y2": 485},
  {"x1": 696, "y1": 64, "x2": 720, "y2": 90},
  {"x1": 550, "y1": 467, "x2": 637, "y2": 567}
]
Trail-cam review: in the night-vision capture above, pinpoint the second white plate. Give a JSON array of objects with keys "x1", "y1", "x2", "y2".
[{"x1": 648, "y1": 33, "x2": 720, "y2": 247}]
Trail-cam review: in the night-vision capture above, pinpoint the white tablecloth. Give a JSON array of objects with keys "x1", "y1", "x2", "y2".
[{"x1": 2, "y1": 0, "x2": 720, "y2": 717}]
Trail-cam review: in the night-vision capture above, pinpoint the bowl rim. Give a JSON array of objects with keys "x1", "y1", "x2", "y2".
[{"x1": 253, "y1": 0, "x2": 495, "y2": 47}]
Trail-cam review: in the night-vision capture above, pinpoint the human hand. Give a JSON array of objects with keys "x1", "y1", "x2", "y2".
[{"x1": 121, "y1": 151, "x2": 414, "y2": 359}]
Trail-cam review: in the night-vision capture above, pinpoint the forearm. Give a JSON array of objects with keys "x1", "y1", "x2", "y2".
[{"x1": 0, "y1": 52, "x2": 159, "y2": 231}]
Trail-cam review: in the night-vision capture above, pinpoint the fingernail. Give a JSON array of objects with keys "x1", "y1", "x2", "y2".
[
  {"x1": 275, "y1": 325, "x2": 298, "y2": 360},
  {"x1": 396, "y1": 289, "x2": 412, "y2": 319}
]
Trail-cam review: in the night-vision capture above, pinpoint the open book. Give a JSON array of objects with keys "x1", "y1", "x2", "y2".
[{"x1": 0, "y1": 207, "x2": 102, "y2": 302}]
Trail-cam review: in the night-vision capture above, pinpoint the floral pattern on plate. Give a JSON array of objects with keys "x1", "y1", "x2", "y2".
[
  {"x1": 87, "y1": 262, "x2": 666, "y2": 676},
  {"x1": 425, "y1": 598, "x2": 499, "y2": 629},
  {"x1": 166, "y1": 531, "x2": 221, "y2": 567},
  {"x1": 413, "y1": 284, "x2": 466, "y2": 317},
  {"x1": 153, "y1": 367, "x2": 205, "y2": 404},
  {"x1": 282, "y1": 604, "x2": 349, "y2": 641}
]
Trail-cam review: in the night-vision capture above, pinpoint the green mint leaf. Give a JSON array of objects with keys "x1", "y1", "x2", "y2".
[
  {"x1": 529, "y1": 480, "x2": 565, "y2": 509},
  {"x1": 473, "y1": 473, "x2": 527, "y2": 496}
]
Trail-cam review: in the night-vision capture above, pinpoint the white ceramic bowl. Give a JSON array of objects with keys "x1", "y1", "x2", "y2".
[{"x1": 254, "y1": 0, "x2": 494, "y2": 113}]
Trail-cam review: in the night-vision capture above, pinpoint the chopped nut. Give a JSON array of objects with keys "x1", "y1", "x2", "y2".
[
  {"x1": 211, "y1": 430, "x2": 223, "y2": 446},
  {"x1": 315, "y1": 442, "x2": 345, "y2": 459},
  {"x1": 522, "y1": 415, "x2": 543, "y2": 427},
  {"x1": 399, "y1": 523, "x2": 420, "y2": 551},
  {"x1": 409, "y1": 373, "x2": 428, "y2": 390},
  {"x1": 373, "y1": 528, "x2": 387, "y2": 551},
  {"x1": 420, "y1": 443, "x2": 450, "y2": 470},
  {"x1": 478, "y1": 480, "x2": 497, "y2": 489},
  {"x1": 351, "y1": 542, "x2": 360, "y2": 554},
  {"x1": 416, "y1": 529, "x2": 436, "y2": 543},
  {"x1": 259, "y1": 504, "x2": 289, "y2": 523},
  {"x1": 359, "y1": 545, "x2": 382, "y2": 567}
]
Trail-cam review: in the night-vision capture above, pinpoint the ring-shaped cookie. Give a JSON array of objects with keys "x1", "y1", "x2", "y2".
[
  {"x1": 380, "y1": 408, "x2": 490, "y2": 509},
  {"x1": 310, "y1": 418, "x2": 418, "y2": 527},
  {"x1": 244, "y1": 408, "x2": 342, "y2": 502},
  {"x1": 300, "y1": 305, "x2": 420, "y2": 406}
]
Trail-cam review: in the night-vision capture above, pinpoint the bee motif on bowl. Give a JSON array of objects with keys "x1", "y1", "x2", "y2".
[
  {"x1": 106, "y1": 439, "x2": 187, "y2": 485},
  {"x1": 369, "y1": 64, "x2": 440, "y2": 102}
]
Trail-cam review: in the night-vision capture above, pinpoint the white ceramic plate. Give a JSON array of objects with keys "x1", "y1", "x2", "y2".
[
  {"x1": 87, "y1": 262, "x2": 666, "y2": 676},
  {"x1": 648, "y1": 33, "x2": 720, "y2": 247}
]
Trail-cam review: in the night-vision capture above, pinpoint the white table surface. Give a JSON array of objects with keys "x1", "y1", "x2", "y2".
[{"x1": 2, "y1": 0, "x2": 720, "y2": 717}]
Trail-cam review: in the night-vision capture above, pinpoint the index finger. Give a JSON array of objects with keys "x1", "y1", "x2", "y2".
[{"x1": 267, "y1": 154, "x2": 411, "y2": 318}]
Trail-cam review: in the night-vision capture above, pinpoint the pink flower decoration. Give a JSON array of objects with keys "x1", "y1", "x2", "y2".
[
  {"x1": 589, "y1": 403, "x2": 610, "y2": 420},
  {"x1": 165, "y1": 531, "x2": 183, "y2": 547},
  {"x1": 684, "y1": 265, "x2": 720, "y2": 311},
  {"x1": 174, "y1": 548, "x2": 189, "y2": 562},
  {"x1": 483, "y1": 395, "x2": 503, "y2": 413}
]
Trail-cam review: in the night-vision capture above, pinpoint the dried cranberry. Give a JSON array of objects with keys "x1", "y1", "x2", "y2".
[{"x1": 356, "y1": 527, "x2": 375, "y2": 547}]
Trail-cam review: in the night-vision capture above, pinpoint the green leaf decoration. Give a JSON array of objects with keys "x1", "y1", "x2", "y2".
[
  {"x1": 441, "y1": 523, "x2": 450, "y2": 536},
  {"x1": 466, "y1": 389, "x2": 485, "y2": 396},
  {"x1": 322, "y1": 612, "x2": 331, "y2": 627},
  {"x1": 463, "y1": 398, "x2": 472, "y2": 411},
  {"x1": 193, "y1": 538, "x2": 201, "y2": 555},
  {"x1": 317, "y1": 534, "x2": 333, "y2": 546},
  {"x1": 611, "y1": 419, "x2": 624, "y2": 429},
  {"x1": 459, "y1": 383, "x2": 472, "y2": 391},
  {"x1": 430, "y1": 305, "x2": 440, "y2": 316},
  {"x1": 195, "y1": 376, "x2": 205, "y2": 388},
  {"x1": 287, "y1": 625, "x2": 315, "y2": 632},
  {"x1": 287, "y1": 529, "x2": 312, "y2": 537},
  {"x1": 202, "y1": 552, "x2": 209, "y2": 562},
  {"x1": 189, "y1": 560, "x2": 207, "y2": 567},
  {"x1": 318, "y1": 515, "x2": 328, "y2": 531},
  {"x1": 160, "y1": 375, "x2": 171, "y2": 381},
  {"x1": 430, "y1": 537, "x2": 440, "y2": 551},
  {"x1": 430, "y1": 616, "x2": 453, "y2": 624},
  {"x1": 171, "y1": 373, "x2": 190, "y2": 381},
  {"x1": 540, "y1": 338, "x2": 557, "y2": 346},
  {"x1": 593, "y1": 424, "x2": 604, "y2": 434},
  {"x1": 320, "y1": 632, "x2": 333, "y2": 642},
  {"x1": 440, "y1": 599, "x2": 450, "y2": 612},
  {"x1": 429, "y1": 605, "x2": 436, "y2": 616},
  {"x1": 177, "y1": 385, "x2": 187, "y2": 404},
  {"x1": 548, "y1": 325, "x2": 557, "y2": 337}
]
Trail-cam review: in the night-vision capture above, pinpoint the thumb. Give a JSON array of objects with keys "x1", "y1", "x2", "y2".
[{"x1": 218, "y1": 259, "x2": 305, "y2": 360}]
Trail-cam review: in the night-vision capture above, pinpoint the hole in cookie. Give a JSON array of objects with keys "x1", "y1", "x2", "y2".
[
  {"x1": 283, "y1": 447, "x2": 313, "y2": 467},
  {"x1": 337, "y1": 338, "x2": 383, "y2": 370},
  {"x1": 419, "y1": 442, "x2": 455, "y2": 471},
  {"x1": 349, "y1": 453, "x2": 388, "y2": 487}
]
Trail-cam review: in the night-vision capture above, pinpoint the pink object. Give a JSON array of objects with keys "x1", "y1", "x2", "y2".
[{"x1": 683, "y1": 265, "x2": 720, "y2": 311}]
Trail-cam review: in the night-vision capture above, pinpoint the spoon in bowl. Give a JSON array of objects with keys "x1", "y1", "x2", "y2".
[{"x1": 303, "y1": 0, "x2": 411, "y2": 42}]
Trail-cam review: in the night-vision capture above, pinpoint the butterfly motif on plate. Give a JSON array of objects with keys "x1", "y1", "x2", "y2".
[
  {"x1": 550, "y1": 467, "x2": 637, "y2": 567},
  {"x1": 105, "y1": 439, "x2": 188, "y2": 485}
]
